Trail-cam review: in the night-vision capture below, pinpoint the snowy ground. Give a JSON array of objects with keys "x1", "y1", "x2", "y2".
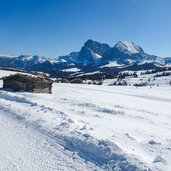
[
  {"x1": 0, "y1": 109, "x2": 99, "y2": 171},
  {"x1": 0, "y1": 70, "x2": 171, "y2": 171},
  {"x1": 103, "y1": 71, "x2": 171, "y2": 86}
]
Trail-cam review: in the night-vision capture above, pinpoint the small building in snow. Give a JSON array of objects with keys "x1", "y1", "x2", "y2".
[
  {"x1": 2, "y1": 73, "x2": 53, "y2": 93},
  {"x1": 70, "y1": 78, "x2": 83, "y2": 84}
]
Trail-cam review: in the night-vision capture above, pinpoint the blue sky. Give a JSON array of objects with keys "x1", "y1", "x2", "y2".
[{"x1": 0, "y1": 0, "x2": 171, "y2": 58}]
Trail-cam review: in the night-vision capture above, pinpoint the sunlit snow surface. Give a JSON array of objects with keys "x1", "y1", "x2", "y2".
[
  {"x1": 0, "y1": 70, "x2": 171, "y2": 171},
  {"x1": 62, "y1": 68, "x2": 81, "y2": 72},
  {"x1": 115, "y1": 41, "x2": 143, "y2": 54}
]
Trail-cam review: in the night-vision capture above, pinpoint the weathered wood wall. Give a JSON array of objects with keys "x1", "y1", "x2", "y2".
[
  {"x1": 33, "y1": 83, "x2": 52, "y2": 93},
  {"x1": 3, "y1": 77, "x2": 52, "y2": 93},
  {"x1": 3, "y1": 79, "x2": 33, "y2": 92}
]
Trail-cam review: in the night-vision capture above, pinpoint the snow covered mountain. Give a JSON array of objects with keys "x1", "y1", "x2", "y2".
[
  {"x1": 0, "y1": 54, "x2": 48, "y2": 68},
  {"x1": 52, "y1": 40, "x2": 167, "y2": 77},
  {"x1": 14, "y1": 55, "x2": 47, "y2": 68},
  {"x1": 115, "y1": 40, "x2": 145, "y2": 54},
  {"x1": 57, "y1": 40, "x2": 165, "y2": 66},
  {"x1": 0, "y1": 40, "x2": 170, "y2": 77},
  {"x1": 57, "y1": 40, "x2": 110, "y2": 65},
  {"x1": 0, "y1": 54, "x2": 18, "y2": 67},
  {"x1": 102, "y1": 40, "x2": 163, "y2": 65}
]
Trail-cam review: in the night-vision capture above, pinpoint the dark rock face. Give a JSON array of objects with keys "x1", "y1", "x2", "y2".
[
  {"x1": 83, "y1": 39, "x2": 110, "y2": 56},
  {"x1": 78, "y1": 39, "x2": 110, "y2": 62},
  {"x1": 78, "y1": 46, "x2": 95, "y2": 62}
]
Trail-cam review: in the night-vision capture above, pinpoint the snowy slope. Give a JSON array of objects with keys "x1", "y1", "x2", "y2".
[
  {"x1": 103, "y1": 71, "x2": 171, "y2": 86},
  {"x1": 99, "y1": 61, "x2": 124, "y2": 68},
  {"x1": 62, "y1": 68, "x2": 81, "y2": 72},
  {"x1": 0, "y1": 70, "x2": 171, "y2": 170},
  {"x1": 115, "y1": 41, "x2": 144, "y2": 54}
]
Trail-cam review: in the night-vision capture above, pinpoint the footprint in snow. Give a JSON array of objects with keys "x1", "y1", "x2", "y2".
[
  {"x1": 153, "y1": 155, "x2": 166, "y2": 164},
  {"x1": 148, "y1": 139, "x2": 161, "y2": 145}
]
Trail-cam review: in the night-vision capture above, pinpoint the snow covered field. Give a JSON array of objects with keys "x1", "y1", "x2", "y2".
[
  {"x1": 0, "y1": 70, "x2": 171, "y2": 170},
  {"x1": 103, "y1": 71, "x2": 171, "y2": 86}
]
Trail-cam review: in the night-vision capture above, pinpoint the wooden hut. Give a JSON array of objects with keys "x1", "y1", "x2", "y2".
[
  {"x1": 61, "y1": 78, "x2": 70, "y2": 83},
  {"x1": 2, "y1": 73, "x2": 53, "y2": 93},
  {"x1": 70, "y1": 78, "x2": 83, "y2": 84}
]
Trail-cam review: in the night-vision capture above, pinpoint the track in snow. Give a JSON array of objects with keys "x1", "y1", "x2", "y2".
[
  {"x1": 0, "y1": 109, "x2": 101, "y2": 171},
  {"x1": 0, "y1": 76, "x2": 171, "y2": 171}
]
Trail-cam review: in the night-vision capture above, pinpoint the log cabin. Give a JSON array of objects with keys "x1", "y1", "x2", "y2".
[
  {"x1": 2, "y1": 73, "x2": 53, "y2": 93},
  {"x1": 70, "y1": 78, "x2": 83, "y2": 84}
]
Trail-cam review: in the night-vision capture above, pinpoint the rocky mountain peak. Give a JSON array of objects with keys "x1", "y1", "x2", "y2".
[
  {"x1": 115, "y1": 40, "x2": 144, "y2": 54},
  {"x1": 83, "y1": 39, "x2": 110, "y2": 56}
]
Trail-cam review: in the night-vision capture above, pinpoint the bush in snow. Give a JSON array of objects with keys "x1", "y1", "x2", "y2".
[
  {"x1": 113, "y1": 80, "x2": 127, "y2": 86},
  {"x1": 133, "y1": 82, "x2": 147, "y2": 87}
]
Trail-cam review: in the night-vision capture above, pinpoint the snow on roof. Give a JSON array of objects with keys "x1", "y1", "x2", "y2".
[{"x1": 2, "y1": 73, "x2": 53, "y2": 83}]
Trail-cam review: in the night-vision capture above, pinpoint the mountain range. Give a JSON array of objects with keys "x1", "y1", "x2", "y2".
[{"x1": 0, "y1": 40, "x2": 171, "y2": 77}]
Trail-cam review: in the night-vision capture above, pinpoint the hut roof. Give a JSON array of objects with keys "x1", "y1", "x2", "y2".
[
  {"x1": 70, "y1": 78, "x2": 83, "y2": 83},
  {"x1": 2, "y1": 73, "x2": 53, "y2": 83}
]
